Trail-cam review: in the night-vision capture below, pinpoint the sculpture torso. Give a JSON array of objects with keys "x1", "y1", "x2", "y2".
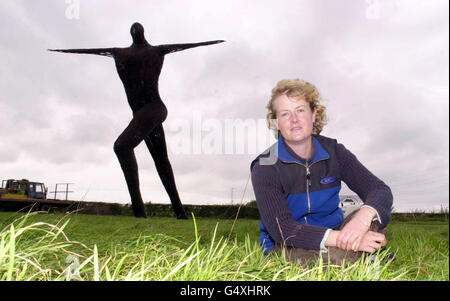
[{"x1": 113, "y1": 45, "x2": 165, "y2": 112}]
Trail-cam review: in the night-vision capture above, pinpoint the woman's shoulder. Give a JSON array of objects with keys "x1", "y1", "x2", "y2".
[
  {"x1": 250, "y1": 151, "x2": 280, "y2": 185},
  {"x1": 315, "y1": 134, "x2": 339, "y2": 146},
  {"x1": 250, "y1": 142, "x2": 281, "y2": 180},
  {"x1": 315, "y1": 135, "x2": 351, "y2": 153},
  {"x1": 314, "y1": 135, "x2": 358, "y2": 164}
]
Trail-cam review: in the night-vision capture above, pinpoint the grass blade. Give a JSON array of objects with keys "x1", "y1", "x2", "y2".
[{"x1": 7, "y1": 224, "x2": 15, "y2": 281}]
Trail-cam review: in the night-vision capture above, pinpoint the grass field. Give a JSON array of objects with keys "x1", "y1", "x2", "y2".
[{"x1": 0, "y1": 211, "x2": 448, "y2": 281}]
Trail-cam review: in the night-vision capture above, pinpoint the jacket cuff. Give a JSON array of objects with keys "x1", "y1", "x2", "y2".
[
  {"x1": 363, "y1": 196, "x2": 392, "y2": 227},
  {"x1": 320, "y1": 229, "x2": 332, "y2": 253},
  {"x1": 361, "y1": 205, "x2": 382, "y2": 224}
]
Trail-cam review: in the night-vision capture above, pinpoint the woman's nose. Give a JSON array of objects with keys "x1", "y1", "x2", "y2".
[{"x1": 291, "y1": 113, "x2": 299, "y2": 123}]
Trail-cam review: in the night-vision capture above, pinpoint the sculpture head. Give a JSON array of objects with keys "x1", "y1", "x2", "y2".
[{"x1": 130, "y1": 22, "x2": 147, "y2": 44}]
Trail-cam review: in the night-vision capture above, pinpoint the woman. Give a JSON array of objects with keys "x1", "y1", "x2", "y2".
[{"x1": 250, "y1": 79, "x2": 393, "y2": 265}]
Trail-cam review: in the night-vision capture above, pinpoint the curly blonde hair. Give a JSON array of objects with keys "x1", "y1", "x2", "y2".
[{"x1": 266, "y1": 79, "x2": 328, "y2": 136}]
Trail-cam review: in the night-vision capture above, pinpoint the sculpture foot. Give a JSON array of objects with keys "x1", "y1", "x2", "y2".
[
  {"x1": 134, "y1": 213, "x2": 148, "y2": 218},
  {"x1": 176, "y1": 212, "x2": 188, "y2": 220}
]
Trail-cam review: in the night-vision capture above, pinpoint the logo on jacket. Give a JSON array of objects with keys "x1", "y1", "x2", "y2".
[{"x1": 320, "y1": 177, "x2": 337, "y2": 185}]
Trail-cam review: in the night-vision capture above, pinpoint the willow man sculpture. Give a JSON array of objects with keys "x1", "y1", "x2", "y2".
[{"x1": 50, "y1": 22, "x2": 225, "y2": 219}]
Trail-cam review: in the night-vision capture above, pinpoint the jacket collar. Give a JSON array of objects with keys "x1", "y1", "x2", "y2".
[{"x1": 278, "y1": 135, "x2": 329, "y2": 165}]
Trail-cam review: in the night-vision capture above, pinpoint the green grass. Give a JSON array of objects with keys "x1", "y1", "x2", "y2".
[{"x1": 0, "y1": 211, "x2": 447, "y2": 281}]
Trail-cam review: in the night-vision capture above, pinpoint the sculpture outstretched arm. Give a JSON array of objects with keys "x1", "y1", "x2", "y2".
[
  {"x1": 157, "y1": 40, "x2": 225, "y2": 55},
  {"x1": 48, "y1": 48, "x2": 115, "y2": 58}
]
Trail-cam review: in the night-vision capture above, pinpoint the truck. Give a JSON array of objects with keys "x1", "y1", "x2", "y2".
[
  {"x1": 1, "y1": 179, "x2": 47, "y2": 200},
  {"x1": 0, "y1": 179, "x2": 74, "y2": 212}
]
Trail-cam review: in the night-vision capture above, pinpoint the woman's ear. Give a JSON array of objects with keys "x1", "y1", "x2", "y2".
[{"x1": 312, "y1": 110, "x2": 317, "y2": 124}]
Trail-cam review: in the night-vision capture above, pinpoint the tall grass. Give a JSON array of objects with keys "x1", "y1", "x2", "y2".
[
  {"x1": 1, "y1": 212, "x2": 433, "y2": 281},
  {"x1": 387, "y1": 221, "x2": 449, "y2": 281}
]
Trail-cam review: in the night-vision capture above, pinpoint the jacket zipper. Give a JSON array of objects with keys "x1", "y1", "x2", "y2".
[
  {"x1": 306, "y1": 161, "x2": 311, "y2": 215},
  {"x1": 283, "y1": 158, "x2": 329, "y2": 225}
]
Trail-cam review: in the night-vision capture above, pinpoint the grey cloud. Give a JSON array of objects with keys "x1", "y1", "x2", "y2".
[
  {"x1": 0, "y1": 146, "x2": 21, "y2": 163},
  {"x1": 68, "y1": 113, "x2": 118, "y2": 146}
]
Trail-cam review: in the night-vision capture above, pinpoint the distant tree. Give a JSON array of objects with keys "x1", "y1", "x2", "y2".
[{"x1": 246, "y1": 200, "x2": 258, "y2": 208}]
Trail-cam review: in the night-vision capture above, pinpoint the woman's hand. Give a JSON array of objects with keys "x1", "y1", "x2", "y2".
[
  {"x1": 336, "y1": 216, "x2": 369, "y2": 251},
  {"x1": 358, "y1": 231, "x2": 387, "y2": 253},
  {"x1": 336, "y1": 207, "x2": 377, "y2": 251},
  {"x1": 325, "y1": 207, "x2": 387, "y2": 252},
  {"x1": 325, "y1": 229, "x2": 387, "y2": 253}
]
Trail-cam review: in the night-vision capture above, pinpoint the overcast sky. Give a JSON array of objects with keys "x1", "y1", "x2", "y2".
[{"x1": 0, "y1": 0, "x2": 448, "y2": 212}]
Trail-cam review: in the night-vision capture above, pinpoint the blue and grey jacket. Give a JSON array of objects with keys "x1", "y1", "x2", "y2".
[{"x1": 250, "y1": 135, "x2": 393, "y2": 254}]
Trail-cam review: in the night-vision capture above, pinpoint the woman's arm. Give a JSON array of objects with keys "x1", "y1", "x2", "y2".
[
  {"x1": 325, "y1": 229, "x2": 386, "y2": 253},
  {"x1": 335, "y1": 206, "x2": 376, "y2": 251},
  {"x1": 335, "y1": 143, "x2": 393, "y2": 251},
  {"x1": 251, "y1": 162, "x2": 329, "y2": 250},
  {"x1": 336, "y1": 143, "x2": 393, "y2": 227},
  {"x1": 156, "y1": 40, "x2": 225, "y2": 55}
]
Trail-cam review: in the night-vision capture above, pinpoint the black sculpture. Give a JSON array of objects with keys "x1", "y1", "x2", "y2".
[{"x1": 50, "y1": 22, "x2": 224, "y2": 219}]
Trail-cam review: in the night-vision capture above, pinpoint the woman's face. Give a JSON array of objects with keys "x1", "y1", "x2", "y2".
[{"x1": 273, "y1": 94, "x2": 316, "y2": 144}]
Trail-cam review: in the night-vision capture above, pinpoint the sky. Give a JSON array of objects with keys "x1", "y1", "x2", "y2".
[{"x1": 0, "y1": 0, "x2": 448, "y2": 212}]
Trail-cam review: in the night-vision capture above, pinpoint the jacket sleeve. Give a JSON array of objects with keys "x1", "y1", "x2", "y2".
[
  {"x1": 336, "y1": 143, "x2": 393, "y2": 227},
  {"x1": 251, "y1": 161, "x2": 329, "y2": 250}
]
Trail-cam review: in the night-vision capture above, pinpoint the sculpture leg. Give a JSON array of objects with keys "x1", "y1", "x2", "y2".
[
  {"x1": 113, "y1": 103, "x2": 166, "y2": 218},
  {"x1": 144, "y1": 124, "x2": 188, "y2": 219}
]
